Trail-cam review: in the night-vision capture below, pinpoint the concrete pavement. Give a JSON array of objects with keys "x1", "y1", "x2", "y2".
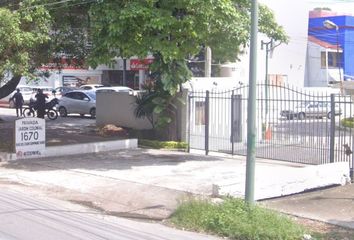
[
  {"x1": 262, "y1": 183, "x2": 354, "y2": 230},
  {"x1": 0, "y1": 148, "x2": 352, "y2": 229}
]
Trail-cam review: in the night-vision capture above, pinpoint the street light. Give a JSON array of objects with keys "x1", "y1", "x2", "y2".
[
  {"x1": 323, "y1": 20, "x2": 342, "y2": 83},
  {"x1": 323, "y1": 19, "x2": 338, "y2": 31}
]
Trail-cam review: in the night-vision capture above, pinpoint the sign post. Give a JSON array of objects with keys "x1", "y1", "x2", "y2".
[{"x1": 14, "y1": 118, "x2": 46, "y2": 158}]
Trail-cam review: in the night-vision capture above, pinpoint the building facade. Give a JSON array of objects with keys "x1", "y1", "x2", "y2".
[{"x1": 306, "y1": 10, "x2": 354, "y2": 87}]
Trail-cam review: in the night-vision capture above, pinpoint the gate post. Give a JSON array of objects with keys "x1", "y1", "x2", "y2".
[
  {"x1": 231, "y1": 90, "x2": 235, "y2": 155},
  {"x1": 351, "y1": 136, "x2": 354, "y2": 180},
  {"x1": 205, "y1": 91, "x2": 210, "y2": 155},
  {"x1": 187, "y1": 93, "x2": 191, "y2": 153},
  {"x1": 330, "y1": 94, "x2": 335, "y2": 163}
]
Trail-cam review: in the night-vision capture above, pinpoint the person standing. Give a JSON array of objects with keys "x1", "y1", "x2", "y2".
[
  {"x1": 10, "y1": 89, "x2": 24, "y2": 117},
  {"x1": 35, "y1": 89, "x2": 48, "y2": 119}
]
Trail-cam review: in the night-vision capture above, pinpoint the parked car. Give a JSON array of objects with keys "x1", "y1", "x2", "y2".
[
  {"x1": 280, "y1": 101, "x2": 342, "y2": 120},
  {"x1": 8, "y1": 85, "x2": 33, "y2": 108},
  {"x1": 58, "y1": 90, "x2": 96, "y2": 118},
  {"x1": 96, "y1": 86, "x2": 134, "y2": 94},
  {"x1": 79, "y1": 84, "x2": 104, "y2": 91},
  {"x1": 53, "y1": 86, "x2": 79, "y2": 99}
]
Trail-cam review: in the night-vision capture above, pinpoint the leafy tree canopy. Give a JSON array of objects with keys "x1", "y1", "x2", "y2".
[
  {"x1": 0, "y1": 1, "x2": 50, "y2": 79},
  {"x1": 89, "y1": 0, "x2": 287, "y2": 67},
  {"x1": 0, "y1": 0, "x2": 91, "y2": 99},
  {"x1": 0, "y1": 0, "x2": 287, "y2": 128},
  {"x1": 0, "y1": 0, "x2": 287, "y2": 96},
  {"x1": 88, "y1": 0, "x2": 287, "y2": 128}
]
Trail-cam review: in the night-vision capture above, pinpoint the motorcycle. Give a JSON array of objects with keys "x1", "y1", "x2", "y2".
[{"x1": 23, "y1": 98, "x2": 59, "y2": 120}]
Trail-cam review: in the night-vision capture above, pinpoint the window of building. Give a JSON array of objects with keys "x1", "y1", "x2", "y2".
[
  {"x1": 321, "y1": 51, "x2": 342, "y2": 68},
  {"x1": 268, "y1": 74, "x2": 287, "y2": 86}
]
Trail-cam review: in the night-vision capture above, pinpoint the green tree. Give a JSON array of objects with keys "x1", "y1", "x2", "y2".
[
  {"x1": 0, "y1": 0, "x2": 50, "y2": 99},
  {"x1": 0, "y1": 0, "x2": 92, "y2": 100},
  {"x1": 89, "y1": 0, "x2": 287, "y2": 76},
  {"x1": 0, "y1": 0, "x2": 287, "y2": 132},
  {"x1": 89, "y1": 0, "x2": 287, "y2": 130}
]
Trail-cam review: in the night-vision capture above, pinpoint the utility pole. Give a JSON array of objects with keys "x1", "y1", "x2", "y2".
[
  {"x1": 335, "y1": 28, "x2": 342, "y2": 82},
  {"x1": 261, "y1": 40, "x2": 273, "y2": 138},
  {"x1": 245, "y1": 0, "x2": 258, "y2": 205},
  {"x1": 323, "y1": 20, "x2": 341, "y2": 83}
]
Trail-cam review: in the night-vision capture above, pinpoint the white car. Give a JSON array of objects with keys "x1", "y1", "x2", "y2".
[
  {"x1": 79, "y1": 84, "x2": 104, "y2": 91},
  {"x1": 96, "y1": 86, "x2": 134, "y2": 94},
  {"x1": 58, "y1": 90, "x2": 96, "y2": 118},
  {"x1": 53, "y1": 86, "x2": 79, "y2": 99},
  {"x1": 280, "y1": 101, "x2": 342, "y2": 120}
]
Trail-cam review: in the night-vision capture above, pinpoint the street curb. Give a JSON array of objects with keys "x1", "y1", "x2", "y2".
[{"x1": 0, "y1": 138, "x2": 138, "y2": 161}]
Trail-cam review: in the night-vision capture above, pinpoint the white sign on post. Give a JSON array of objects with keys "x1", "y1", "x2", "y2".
[{"x1": 15, "y1": 117, "x2": 45, "y2": 158}]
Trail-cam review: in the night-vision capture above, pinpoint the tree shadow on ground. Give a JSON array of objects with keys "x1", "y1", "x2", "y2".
[
  {"x1": 1, "y1": 148, "x2": 226, "y2": 172},
  {"x1": 0, "y1": 115, "x2": 126, "y2": 151}
]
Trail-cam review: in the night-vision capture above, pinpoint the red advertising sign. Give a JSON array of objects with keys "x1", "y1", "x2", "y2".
[{"x1": 130, "y1": 58, "x2": 154, "y2": 70}]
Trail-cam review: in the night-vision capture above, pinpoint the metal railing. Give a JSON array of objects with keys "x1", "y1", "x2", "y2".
[{"x1": 188, "y1": 83, "x2": 354, "y2": 170}]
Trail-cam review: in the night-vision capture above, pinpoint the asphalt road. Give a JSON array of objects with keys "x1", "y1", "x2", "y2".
[
  {"x1": 0, "y1": 107, "x2": 95, "y2": 125},
  {"x1": 0, "y1": 187, "x2": 220, "y2": 240}
]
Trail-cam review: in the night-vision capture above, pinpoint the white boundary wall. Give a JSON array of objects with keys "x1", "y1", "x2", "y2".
[
  {"x1": 96, "y1": 91, "x2": 152, "y2": 129},
  {"x1": 219, "y1": 162, "x2": 350, "y2": 200}
]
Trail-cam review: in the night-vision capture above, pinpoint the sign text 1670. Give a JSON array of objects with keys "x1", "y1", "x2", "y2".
[{"x1": 20, "y1": 131, "x2": 39, "y2": 141}]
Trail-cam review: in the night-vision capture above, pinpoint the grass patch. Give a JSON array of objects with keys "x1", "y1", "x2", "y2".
[
  {"x1": 169, "y1": 198, "x2": 305, "y2": 240},
  {"x1": 138, "y1": 139, "x2": 188, "y2": 150},
  {"x1": 341, "y1": 117, "x2": 354, "y2": 128}
]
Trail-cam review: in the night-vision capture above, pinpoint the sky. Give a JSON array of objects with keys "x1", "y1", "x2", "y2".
[
  {"x1": 259, "y1": 0, "x2": 354, "y2": 39},
  {"x1": 303, "y1": 0, "x2": 354, "y2": 15},
  {"x1": 260, "y1": 0, "x2": 354, "y2": 17}
]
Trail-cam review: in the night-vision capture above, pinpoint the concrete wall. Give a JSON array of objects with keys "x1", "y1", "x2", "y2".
[
  {"x1": 96, "y1": 91, "x2": 152, "y2": 129},
  {"x1": 219, "y1": 161, "x2": 350, "y2": 200},
  {"x1": 176, "y1": 89, "x2": 189, "y2": 142},
  {"x1": 96, "y1": 90, "x2": 190, "y2": 141}
]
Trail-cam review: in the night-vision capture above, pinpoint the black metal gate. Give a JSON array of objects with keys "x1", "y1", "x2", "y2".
[{"x1": 188, "y1": 84, "x2": 354, "y2": 169}]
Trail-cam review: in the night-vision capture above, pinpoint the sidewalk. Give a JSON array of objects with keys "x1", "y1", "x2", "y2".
[{"x1": 262, "y1": 183, "x2": 354, "y2": 230}]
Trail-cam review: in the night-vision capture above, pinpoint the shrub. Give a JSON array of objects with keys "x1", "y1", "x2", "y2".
[
  {"x1": 341, "y1": 118, "x2": 354, "y2": 128},
  {"x1": 170, "y1": 198, "x2": 305, "y2": 240},
  {"x1": 138, "y1": 139, "x2": 188, "y2": 150}
]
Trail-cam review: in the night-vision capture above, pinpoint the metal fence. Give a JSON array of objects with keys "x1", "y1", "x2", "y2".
[{"x1": 188, "y1": 83, "x2": 354, "y2": 169}]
